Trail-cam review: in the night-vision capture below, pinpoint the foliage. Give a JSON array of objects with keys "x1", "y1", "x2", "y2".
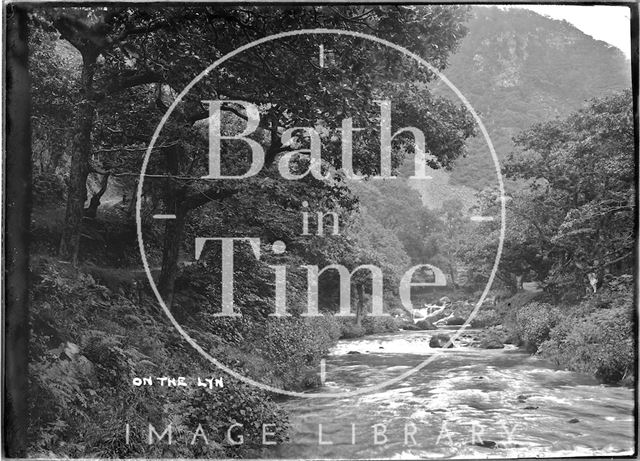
[
  {"x1": 341, "y1": 209, "x2": 411, "y2": 288},
  {"x1": 183, "y1": 381, "x2": 288, "y2": 456},
  {"x1": 247, "y1": 316, "x2": 341, "y2": 390},
  {"x1": 27, "y1": 259, "x2": 291, "y2": 457},
  {"x1": 462, "y1": 90, "x2": 634, "y2": 296},
  {"x1": 339, "y1": 320, "x2": 367, "y2": 339},
  {"x1": 29, "y1": 4, "x2": 476, "y2": 269},
  {"x1": 29, "y1": 27, "x2": 79, "y2": 175},
  {"x1": 513, "y1": 302, "x2": 561, "y2": 352},
  {"x1": 361, "y1": 316, "x2": 399, "y2": 335},
  {"x1": 351, "y1": 178, "x2": 440, "y2": 264},
  {"x1": 538, "y1": 286, "x2": 634, "y2": 383}
]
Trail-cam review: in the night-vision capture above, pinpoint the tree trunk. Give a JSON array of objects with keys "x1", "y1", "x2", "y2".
[
  {"x1": 59, "y1": 49, "x2": 98, "y2": 265},
  {"x1": 448, "y1": 263, "x2": 457, "y2": 288},
  {"x1": 84, "y1": 172, "x2": 110, "y2": 219},
  {"x1": 4, "y1": 6, "x2": 31, "y2": 455},
  {"x1": 158, "y1": 144, "x2": 185, "y2": 309},
  {"x1": 158, "y1": 205, "x2": 186, "y2": 309},
  {"x1": 355, "y1": 283, "x2": 365, "y2": 327},
  {"x1": 126, "y1": 180, "x2": 138, "y2": 217}
]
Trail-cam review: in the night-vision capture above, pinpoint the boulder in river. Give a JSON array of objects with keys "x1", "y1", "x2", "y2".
[
  {"x1": 478, "y1": 333, "x2": 504, "y2": 349},
  {"x1": 473, "y1": 440, "x2": 497, "y2": 449},
  {"x1": 415, "y1": 319, "x2": 437, "y2": 330},
  {"x1": 429, "y1": 334, "x2": 454, "y2": 348},
  {"x1": 445, "y1": 316, "x2": 466, "y2": 326},
  {"x1": 568, "y1": 418, "x2": 579, "y2": 423},
  {"x1": 347, "y1": 351, "x2": 361, "y2": 355},
  {"x1": 399, "y1": 322, "x2": 421, "y2": 331}
]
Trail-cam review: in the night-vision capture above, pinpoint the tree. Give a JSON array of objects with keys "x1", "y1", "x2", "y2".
[
  {"x1": 507, "y1": 90, "x2": 634, "y2": 294},
  {"x1": 34, "y1": 5, "x2": 475, "y2": 268},
  {"x1": 464, "y1": 90, "x2": 634, "y2": 296},
  {"x1": 32, "y1": 7, "x2": 194, "y2": 264},
  {"x1": 33, "y1": 6, "x2": 476, "y2": 305},
  {"x1": 124, "y1": 5, "x2": 476, "y2": 304},
  {"x1": 351, "y1": 178, "x2": 441, "y2": 264},
  {"x1": 29, "y1": 28, "x2": 78, "y2": 175},
  {"x1": 341, "y1": 209, "x2": 410, "y2": 324},
  {"x1": 433, "y1": 198, "x2": 469, "y2": 287}
]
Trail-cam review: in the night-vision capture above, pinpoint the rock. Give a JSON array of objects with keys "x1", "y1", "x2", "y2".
[
  {"x1": 415, "y1": 319, "x2": 437, "y2": 330},
  {"x1": 347, "y1": 351, "x2": 361, "y2": 355},
  {"x1": 429, "y1": 334, "x2": 454, "y2": 348},
  {"x1": 517, "y1": 394, "x2": 528, "y2": 401},
  {"x1": 445, "y1": 316, "x2": 466, "y2": 326},
  {"x1": 478, "y1": 333, "x2": 504, "y2": 349},
  {"x1": 63, "y1": 341, "x2": 80, "y2": 359},
  {"x1": 568, "y1": 418, "x2": 579, "y2": 423},
  {"x1": 473, "y1": 440, "x2": 497, "y2": 449},
  {"x1": 523, "y1": 406, "x2": 538, "y2": 410},
  {"x1": 378, "y1": 346, "x2": 384, "y2": 349}
]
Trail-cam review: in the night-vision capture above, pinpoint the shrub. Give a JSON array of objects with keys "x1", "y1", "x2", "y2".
[
  {"x1": 183, "y1": 379, "x2": 288, "y2": 456},
  {"x1": 361, "y1": 316, "x2": 398, "y2": 335},
  {"x1": 339, "y1": 321, "x2": 366, "y2": 339},
  {"x1": 539, "y1": 294, "x2": 634, "y2": 383},
  {"x1": 27, "y1": 260, "x2": 293, "y2": 457},
  {"x1": 247, "y1": 315, "x2": 340, "y2": 391},
  {"x1": 514, "y1": 302, "x2": 561, "y2": 352}
]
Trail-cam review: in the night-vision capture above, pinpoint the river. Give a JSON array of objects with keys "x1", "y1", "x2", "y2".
[{"x1": 268, "y1": 328, "x2": 635, "y2": 459}]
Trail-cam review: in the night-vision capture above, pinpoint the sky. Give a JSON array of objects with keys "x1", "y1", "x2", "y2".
[{"x1": 506, "y1": 4, "x2": 632, "y2": 59}]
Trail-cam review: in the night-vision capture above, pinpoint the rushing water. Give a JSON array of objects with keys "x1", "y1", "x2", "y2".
[{"x1": 268, "y1": 329, "x2": 635, "y2": 459}]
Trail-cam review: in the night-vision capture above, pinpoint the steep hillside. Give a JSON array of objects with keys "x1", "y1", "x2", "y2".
[{"x1": 433, "y1": 6, "x2": 631, "y2": 190}]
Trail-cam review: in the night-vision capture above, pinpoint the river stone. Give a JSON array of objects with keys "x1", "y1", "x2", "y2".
[
  {"x1": 415, "y1": 319, "x2": 437, "y2": 330},
  {"x1": 347, "y1": 351, "x2": 361, "y2": 355},
  {"x1": 478, "y1": 333, "x2": 504, "y2": 349},
  {"x1": 400, "y1": 322, "x2": 421, "y2": 331},
  {"x1": 568, "y1": 418, "x2": 579, "y2": 423},
  {"x1": 445, "y1": 316, "x2": 466, "y2": 326},
  {"x1": 429, "y1": 334, "x2": 454, "y2": 348},
  {"x1": 473, "y1": 440, "x2": 497, "y2": 449},
  {"x1": 523, "y1": 406, "x2": 538, "y2": 410}
]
